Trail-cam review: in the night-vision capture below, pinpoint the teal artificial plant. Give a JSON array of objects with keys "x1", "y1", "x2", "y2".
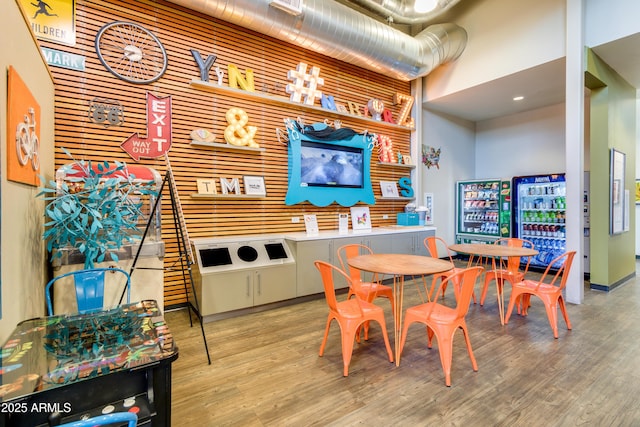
[{"x1": 37, "y1": 150, "x2": 158, "y2": 269}]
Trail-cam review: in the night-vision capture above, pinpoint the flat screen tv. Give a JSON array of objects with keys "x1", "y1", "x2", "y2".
[{"x1": 300, "y1": 140, "x2": 364, "y2": 189}]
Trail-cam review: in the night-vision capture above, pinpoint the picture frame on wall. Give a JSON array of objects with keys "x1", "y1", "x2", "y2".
[
  {"x1": 610, "y1": 149, "x2": 625, "y2": 235},
  {"x1": 243, "y1": 175, "x2": 266, "y2": 196},
  {"x1": 423, "y1": 192, "x2": 434, "y2": 225},
  {"x1": 350, "y1": 206, "x2": 371, "y2": 231},
  {"x1": 380, "y1": 181, "x2": 399, "y2": 198}
]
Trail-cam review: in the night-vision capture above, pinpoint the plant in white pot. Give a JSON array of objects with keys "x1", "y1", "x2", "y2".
[{"x1": 37, "y1": 150, "x2": 158, "y2": 269}]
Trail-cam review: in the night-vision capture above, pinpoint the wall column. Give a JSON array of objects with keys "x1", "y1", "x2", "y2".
[{"x1": 565, "y1": 0, "x2": 585, "y2": 303}]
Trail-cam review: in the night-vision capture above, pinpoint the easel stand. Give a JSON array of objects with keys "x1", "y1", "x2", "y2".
[{"x1": 127, "y1": 156, "x2": 211, "y2": 364}]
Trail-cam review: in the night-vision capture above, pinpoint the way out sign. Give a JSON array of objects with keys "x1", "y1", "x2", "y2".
[{"x1": 121, "y1": 92, "x2": 172, "y2": 161}]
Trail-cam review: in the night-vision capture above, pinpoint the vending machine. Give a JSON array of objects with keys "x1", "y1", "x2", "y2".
[
  {"x1": 455, "y1": 179, "x2": 511, "y2": 244},
  {"x1": 512, "y1": 173, "x2": 566, "y2": 269}
]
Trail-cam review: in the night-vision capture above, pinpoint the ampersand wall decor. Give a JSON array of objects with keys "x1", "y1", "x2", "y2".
[{"x1": 224, "y1": 107, "x2": 259, "y2": 148}]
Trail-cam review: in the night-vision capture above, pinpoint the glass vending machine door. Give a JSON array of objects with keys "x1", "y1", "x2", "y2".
[
  {"x1": 513, "y1": 174, "x2": 566, "y2": 268},
  {"x1": 456, "y1": 179, "x2": 501, "y2": 243}
]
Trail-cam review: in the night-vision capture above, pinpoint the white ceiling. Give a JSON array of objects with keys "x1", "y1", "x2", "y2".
[
  {"x1": 340, "y1": 1, "x2": 640, "y2": 123},
  {"x1": 422, "y1": 34, "x2": 640, "y2": 123}
]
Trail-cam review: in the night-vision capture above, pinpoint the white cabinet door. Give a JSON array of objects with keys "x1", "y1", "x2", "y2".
[
  {"x1": 291, "y1": 238, "x2": 334, "y2": 296},
  {"x1": 200, "y1": 270, "x2": 254, "y2": 315},
  {"x1": 363, "y1": 234, "x2": 392, "y2": 254},
  {"x1": 253, "y1": 264, "x2": 297, "y2": 305},
  {"x1": 390, "y1": 233, "x2": 415, "y2": 254}
]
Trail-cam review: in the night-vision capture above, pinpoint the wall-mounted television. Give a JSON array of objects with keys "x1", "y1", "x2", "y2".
[
  {"x1": 285, "y1": 120, "x2": 375, "y2": 207},
  {"x1": 300, "y1": 140, "x2": 364, "y2": 189}
]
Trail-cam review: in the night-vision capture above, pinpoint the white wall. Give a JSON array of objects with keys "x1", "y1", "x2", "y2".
[
  {"x1": 475, "y1": 103, "x2": 566, "y2": 178},
  {"x1": 0, "y1": 1, "x2": 54, "y2": 343},
  {"x1": 585, "y1": 0, "x2": 640, "y2": 47},
  {"x1": 421, "y1": 108, "x2": 475, "y2": 243},
  {"x1": 425, "y1": 0, "x2": 566, "y2": 101}
]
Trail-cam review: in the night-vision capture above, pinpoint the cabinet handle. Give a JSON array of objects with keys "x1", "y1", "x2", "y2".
[{"x1": 256, "y1": 272, "x2": 261, "y2": 295}]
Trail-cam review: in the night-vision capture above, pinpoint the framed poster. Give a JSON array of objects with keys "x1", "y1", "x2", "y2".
[
  {"x1": 423, "y1": 192, "x2": 434, "y2": 225},
  {"x1": 610, "y1": 148, "x2": 625, "y2": 234},
  {"x1": 380, "y1": 181, "x2": 399, "y2": 198},
  {"x1": 243, "y1": 175, "x2": 266, "y2": 196},
  {"x1": 350, "y1": 206, "x2": 371, "y2": 231}
]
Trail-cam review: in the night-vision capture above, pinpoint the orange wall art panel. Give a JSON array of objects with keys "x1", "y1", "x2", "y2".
[{"x1": 7, "y1": 66, "x2": 41, "y2": 186}]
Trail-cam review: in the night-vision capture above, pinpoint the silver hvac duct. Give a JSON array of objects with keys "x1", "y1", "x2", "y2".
[
  {"x1": 166, "y1": 0, "x2": 467, "y2": 81},
  {"x1": 347, "y1": 0, "x2": 463, "y2": 25}
]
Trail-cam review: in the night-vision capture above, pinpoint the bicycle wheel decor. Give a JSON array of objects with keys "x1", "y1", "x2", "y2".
[{"x1": 95, "y1": 21, "x2": 168, "y2": 84}]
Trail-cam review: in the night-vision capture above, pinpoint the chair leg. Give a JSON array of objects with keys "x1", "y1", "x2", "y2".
[
  {"x1": 319, "y1": 316, "x2": 333, "y2": 356},
  {"x1": 460, "y1": 322, "x2": 478, "y2": 372},
  {"x1": 558, "y1": 295, "x2": 572, "y2": 330},
  {"x1": 504, "y1": 290, "x2": 522, "y2": 324},
  {"x1": 374, "y1": 315, "x2": 394, "y2": 363},
  {"x1": 542, "y1": 300, "x2": 559, "y2": 339},
  {"x1": 432, "y1": 328, "x2": 454, "y2": 387},
  {"x1": 480, "y1": 273, "x2": 492, "y2": 305},
  {"x1": 341, "y1": 322, "x2": 360, "y2": 376},
  {"x1": 398, "y1": 315, "x2": 415, "y2": 358}
]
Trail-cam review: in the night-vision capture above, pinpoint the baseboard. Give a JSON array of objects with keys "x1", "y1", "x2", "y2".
[{"x1": 590, "y1": 271, "x2": 636, "y2": 292}]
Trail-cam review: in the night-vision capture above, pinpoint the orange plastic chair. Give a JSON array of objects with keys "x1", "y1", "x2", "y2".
[
  {"x1": 480, "y1": 237, "x2": 534, "y2": 308},
  {"x1": 315, "y1": 260, "x2": 394, "y2": 376},
  {"x1": 504, "y1": 251, "x2": 576, "y2": 338},
  {"x1": 337, "y1": 243, "x2": 395, "y2": 315},
  {"x1": 398, "y1": 266, "x2": 483, "y2": 386},
  {"x1": 423, "y1": 236, "x2": 475, "y2": 303}
]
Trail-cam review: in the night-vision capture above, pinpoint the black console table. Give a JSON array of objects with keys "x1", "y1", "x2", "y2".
[{"x1": 0, "y1": 300, "x2": 178, "y2": 426}]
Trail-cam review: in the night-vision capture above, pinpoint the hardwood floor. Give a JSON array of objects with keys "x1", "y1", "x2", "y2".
[{"x1": 166, "y1": 262, "x2": 640, "y2": 426}]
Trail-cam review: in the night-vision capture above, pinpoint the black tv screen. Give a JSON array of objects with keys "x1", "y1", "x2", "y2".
[
  {"x1": 300, "y1": 140, "x2": 364, "y2": 188},
  {"x1": 199, "y1": 248, "x2": 232, "y2": 267}
]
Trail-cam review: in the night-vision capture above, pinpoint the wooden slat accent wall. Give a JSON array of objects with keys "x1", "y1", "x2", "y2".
[{"x1": 40, "y1": 0, "x2": 414, "y2": 307}]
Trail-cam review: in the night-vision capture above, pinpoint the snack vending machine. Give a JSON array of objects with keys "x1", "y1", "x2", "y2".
[
  {"x1": 512, "y1": 173, "x2": 566, "y2": 269},
  {"x1": 455, "y1": 179, "x2": 511, "y2": 244}
]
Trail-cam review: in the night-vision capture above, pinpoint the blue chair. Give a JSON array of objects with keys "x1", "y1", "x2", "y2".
[
  {"x1": 45, "y1": 267, "x2": 131, "y2": 315},
  {"x1": 59, "y1": 412, "x2": 137, "y2": 427}
]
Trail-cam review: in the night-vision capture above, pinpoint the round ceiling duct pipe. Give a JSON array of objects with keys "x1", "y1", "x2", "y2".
[
  {"x1": 347, "y1": 0, "x2": 463, "y2": 25},
  {"x1": 166, "y1": 0, "x2": 467, "y2": 81}
]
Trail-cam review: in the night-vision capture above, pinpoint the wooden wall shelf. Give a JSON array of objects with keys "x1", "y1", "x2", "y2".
[
  {"x1": 190, "y1": 194, "x2": 266, "y2": 200},
  {"x1": 189, "y1": 140, "x2": 266, "y2": 152},
  {"x1": 377, "y1": 162, "x2": 416, "y2": 169},
  {"x1": 376, "y1": 196, "x2": 415, "y2": 201},
  {"x1": 190, "y1": 79, "x2": 414, "y2": 131}
]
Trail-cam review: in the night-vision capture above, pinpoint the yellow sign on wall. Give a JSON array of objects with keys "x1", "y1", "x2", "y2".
[{"x1": 20, "y1": 0, "x2": 75, "y2": 46}]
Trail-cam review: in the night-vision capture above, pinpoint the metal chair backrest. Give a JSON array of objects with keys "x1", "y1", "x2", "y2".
[
  {"x1": 423, "y1": 236, "x2": 455, "y2": 262},
  {"x1": 494, "y1": 237, "x2": 535, "y2": 274},
  {"x1": 45, "y1": 267, "x2": 131, "y2": 315},
  {"x1": 59, "y1": 412, "x2": 137, "y2": 427},
  {"x1": 336, "y1": 243, "x2": 374, "y2": 286}
]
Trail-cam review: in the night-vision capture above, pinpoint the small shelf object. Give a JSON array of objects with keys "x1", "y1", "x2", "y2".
[{"x1": 190, "y1": 140, "x2": 265, "y2": 152}]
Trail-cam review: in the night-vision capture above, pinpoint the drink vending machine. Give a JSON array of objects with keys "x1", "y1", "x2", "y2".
[
  {"x1": 455, "y1": 179, "x2": 511, "y2": 244},
  {"x1": 512, "y1": 173, "x2": 566, "y2": 269}
]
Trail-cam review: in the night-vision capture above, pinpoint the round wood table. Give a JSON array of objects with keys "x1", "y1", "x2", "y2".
[
  {"x1": 449, "y1": 243, "x2": 538, "y2": 325},
  {"x1": 347, "y1": 254, "x2": 453, "y2": 365}
]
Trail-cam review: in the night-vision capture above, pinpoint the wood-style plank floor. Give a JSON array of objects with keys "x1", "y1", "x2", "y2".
[{"x1": 166, "y1": 261, "x2": 640, "y2": 426}]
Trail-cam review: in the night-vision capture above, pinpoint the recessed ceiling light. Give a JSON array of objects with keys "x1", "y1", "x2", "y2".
[
  {"x1": 414, "y1": 0, "x2": 438, "y2": 13},
  {"x1": 513, "y1": 96, "x2": 524, "y2": 101}
]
